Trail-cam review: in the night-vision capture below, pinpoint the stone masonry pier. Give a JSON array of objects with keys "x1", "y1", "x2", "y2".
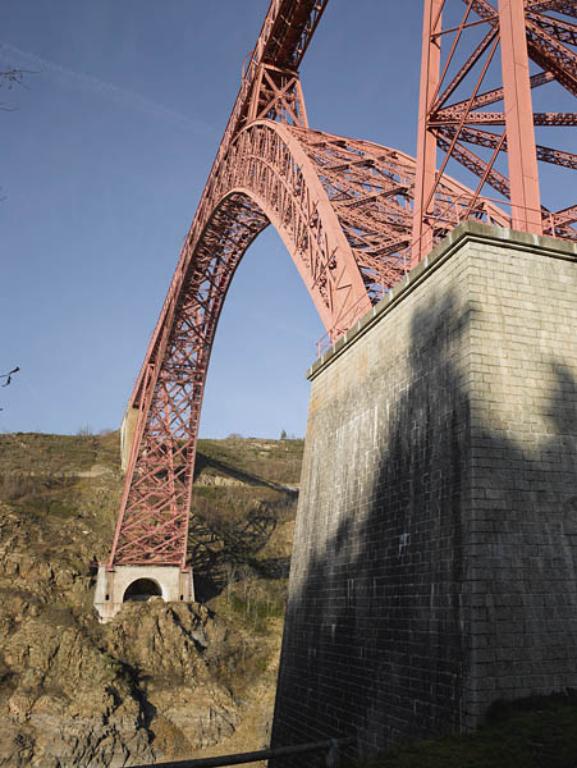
[{"x1": 271, "y1": 223, "x2": 577, "y2": 765}]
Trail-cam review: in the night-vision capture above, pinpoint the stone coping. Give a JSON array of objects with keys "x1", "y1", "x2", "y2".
[{"x1": 308, "y1": 222, "x2": 577, "y2": 382}]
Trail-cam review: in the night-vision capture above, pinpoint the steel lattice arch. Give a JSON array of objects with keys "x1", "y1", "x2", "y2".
[{"x1": 103, "y1": 0, "x2": 577, "y2": 574}]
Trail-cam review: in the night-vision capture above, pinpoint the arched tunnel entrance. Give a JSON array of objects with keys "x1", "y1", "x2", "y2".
[
  {"x1": 123, "y1": 578, "x2": 163, "y2": 602},
  {"x1": 95, "y1": 564, "x2": 194, "y2": 621}
]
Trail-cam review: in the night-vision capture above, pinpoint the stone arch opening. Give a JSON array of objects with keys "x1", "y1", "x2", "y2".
[{"x1": 123, "y1": 578, "x2": 163, "y2": 602}]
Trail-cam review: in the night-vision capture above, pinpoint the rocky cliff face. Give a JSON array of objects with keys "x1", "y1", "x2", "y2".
[{"x1": 0, "y1": 433, "x2": 301, "y2": 767}]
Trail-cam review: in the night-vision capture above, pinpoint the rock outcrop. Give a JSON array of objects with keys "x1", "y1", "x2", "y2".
[{"x1": 0, "y1": 433, "x2": 301, "y2": 767}]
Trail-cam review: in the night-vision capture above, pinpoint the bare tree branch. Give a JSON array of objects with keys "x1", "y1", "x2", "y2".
[{"x1": 0, "y1": 68, "x2": 34, "y2": 110}]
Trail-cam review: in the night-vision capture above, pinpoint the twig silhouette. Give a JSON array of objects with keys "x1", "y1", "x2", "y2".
[{"x1": 1, "y1": 366, "x2": 20, "y2": 387}]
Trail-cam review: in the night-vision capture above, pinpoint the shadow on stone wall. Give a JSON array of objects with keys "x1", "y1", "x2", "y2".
[{"x1": 270, "y1": 289, "x2": 577, "y2": 766}]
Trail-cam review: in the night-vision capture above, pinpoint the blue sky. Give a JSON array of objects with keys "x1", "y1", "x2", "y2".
[
  {"x1": 0, "y1": 2, "x2": 573, "y2": 438},
  {"x1": 0, "y1": 1, "x2": 424, "y2": 438}
]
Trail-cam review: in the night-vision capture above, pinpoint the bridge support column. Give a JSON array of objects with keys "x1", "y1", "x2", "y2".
[
  {"x1": 272, "y1": 222, "x2": 577, "y2": 764},
  {"x1": 94, "y1": 564, "x2": 194, "y2": 623}
]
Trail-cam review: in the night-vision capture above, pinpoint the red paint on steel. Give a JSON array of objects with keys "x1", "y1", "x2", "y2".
[
  {"x1": 106, "y1": 0, "x2": 577, "y2": 571},
  {"x1": 412, "y1": 0, "x2": 577, "y2": 260},
  {"x1": 413, "y1": 0, "x2": 443, "y2": 263},
  {"x1": 499, "y1": 0, "x2": 542, "y2": 233}
]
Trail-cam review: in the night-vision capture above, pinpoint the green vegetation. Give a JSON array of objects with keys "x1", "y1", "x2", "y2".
[
  {"x1": 351, "y1": 694, "x2": 577, "y2": 768},
  {"x1": 196, "y1": 436, "x2": 304, "y2": 486},
  {"x1": 0, "y1": 430, "x2": 119, "y2": 476},
  {"x1": 215, "y1": 575, "x2": 287, "y2": 635}
]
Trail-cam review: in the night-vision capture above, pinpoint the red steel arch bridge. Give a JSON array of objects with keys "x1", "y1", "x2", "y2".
[{"x1": 102, "y1": 0, "x2": 577, "y2": 579}]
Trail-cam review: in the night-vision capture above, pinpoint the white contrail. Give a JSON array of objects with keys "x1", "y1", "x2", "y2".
[{"x1": 0, "y1": 41, "x2": 211, "y2": 134}]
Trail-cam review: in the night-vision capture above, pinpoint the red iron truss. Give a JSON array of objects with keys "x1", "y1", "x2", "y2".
[
  {"x1": 107, "y1": 0, "x2": 576, "y2": 570},
  {"x1": 413, "y1": 0, "x2": 577, "y2": 259}
]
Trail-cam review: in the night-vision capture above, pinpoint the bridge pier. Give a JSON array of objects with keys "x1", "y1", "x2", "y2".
[
  {"x1": 271, "y1": 222, "x2": 577, "y2": 763},
  {"x1": 94, "y1": 564, "x2": 194, "y2": 623}
]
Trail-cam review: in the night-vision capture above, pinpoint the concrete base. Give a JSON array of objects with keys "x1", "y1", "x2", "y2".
[{"x1": 94, "y1": 564, "x2": 195, "y2": 623}]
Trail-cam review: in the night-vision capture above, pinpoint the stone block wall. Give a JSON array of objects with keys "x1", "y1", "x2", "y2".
[{"x1": 270, "y1": 223, "x2": 577, "y2": 764}]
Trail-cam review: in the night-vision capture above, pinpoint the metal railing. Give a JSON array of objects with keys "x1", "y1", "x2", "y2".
[{"x1": 131, "y1": 737, "x2": 354, "y2": 768}]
